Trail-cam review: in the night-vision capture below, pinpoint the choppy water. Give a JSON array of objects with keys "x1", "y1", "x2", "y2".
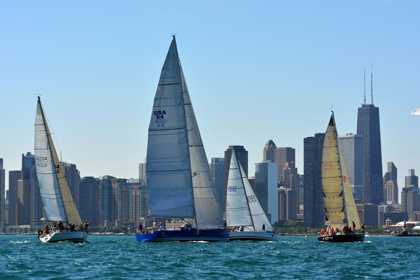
[{"x1": 0, "y1": 235, "x2": 418, "y2": 279}]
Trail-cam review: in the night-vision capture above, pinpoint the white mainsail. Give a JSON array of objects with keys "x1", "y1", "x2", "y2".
[
  {"x1": 34, "y1": 98, "x2": 82, "y2": 226},
  {"x1": 322, "y1": 112, "x2": 361, "y2": 230},
  {"x1": 226, "y1": 150, "x2": 253, "y2": 229},
  {"x1": 226, "y1": 150, "x2": 273, "y2": 232},
  {"x1": 146, "y1": 37, "x2": 223, "y2": 228}
]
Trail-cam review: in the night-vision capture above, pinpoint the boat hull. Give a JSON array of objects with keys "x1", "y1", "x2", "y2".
[
  {"x1": 396, "y1": 231, "x2": 420, "y2": 237},
  {"x1": 136, "y1": 229, "x2": 229, "y2": 242},
  {"x1": 229, "y1": 231, "x2": 277, "y2": 241},
  {"x1": 318, "y1": 233, "x2": 365, "y2": 242},
  {"x1": 39, "y1": 231, "x2": 88, "y2": 243}
]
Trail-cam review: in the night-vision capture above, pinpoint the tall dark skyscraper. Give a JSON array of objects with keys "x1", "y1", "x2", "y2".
[
  {"x1": 0, "y1": 159, "x2": 5, "y2": 224},
  {"x1": 303, "y1": 133, "x2": 325, "y2": 228},
  {"x1": 357, "y1": 71, "x2": 384, "y2": 204},
  {"x1": 263, "y1": 140, "x2": 277, "y2": 162}
]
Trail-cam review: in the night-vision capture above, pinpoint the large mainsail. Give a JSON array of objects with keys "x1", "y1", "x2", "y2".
[
  {"x1": 322, "y1": 112, "x2": 361, "y2": 230},
  {"x1": 35, "y1": 98, "x2": 82, "y2": 226},
  {"x1": 146, "y1": 38, "x2": 194, "y2": 219},
  {"x1": 147, "y1": 37, "x2": 223, "y2": 228}
]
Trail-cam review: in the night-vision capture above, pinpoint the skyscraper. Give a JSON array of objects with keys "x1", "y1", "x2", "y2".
[
  {"x1": 79, "y1": 177, "x2": 101, "y2": 226},
  {"x1": 303, "y1": 133, "x2": 325, "y2": 228},
  {"x1": 339, "y1": 133, "x2": 363, "y2": 202},
  {"x1": 99, "y1": 175, "x2": 116, "y2": 226},
  {"x1": 383, "y1": 162, "x2": 398, "y2": 203},
  {"x1": 263, "y1": 140, "x2": 277, "y2": 162},
  {"x1": 277, "y1": 187, "x2": 297, "y2": 221},
  {"x1": 210, "y1": 158, "x2": 225, "y2": 214},
  {"x1": 255, "y1": 161, "x2": 278, "y2": 223},
  {"x1": 357, "y1": 73, "x2": 384, "y2": 204},
  {"x1": 401, "y1": 169, "x2": 419, "y2": 220},
  {"x1": 61, "y1": 162, "x2": 81, "y2": 209},
  {"x1": 0, "y1": 159, "x2": 5, "y2": 224},
  {"x1": 8, "y1": 170, "x2": 21, "y2": 225}
]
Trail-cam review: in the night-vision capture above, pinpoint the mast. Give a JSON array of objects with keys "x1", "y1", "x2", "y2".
[{"x1": 173, "y1": 35, "x2": 197, "y2": 226}]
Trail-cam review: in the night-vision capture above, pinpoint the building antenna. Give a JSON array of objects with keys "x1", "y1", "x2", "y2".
[
  {"x1": 371, "y1": 63, "x2": 373, "y2": 105},
  {"x1": 364, "y1": 69, "x2": 366, "y2": 105}
]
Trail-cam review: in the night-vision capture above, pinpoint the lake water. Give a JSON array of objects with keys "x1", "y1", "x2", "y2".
[{"x1": 0, "y1": 235, "x2": 417, "y2": 279}]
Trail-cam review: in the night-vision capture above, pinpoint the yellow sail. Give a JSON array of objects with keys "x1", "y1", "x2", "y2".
[
  {"x1": 322, "y1": 113, "x2": 361, "y2": 230},
  {"x1": 41, "y1": 104, "x2": 83, "y2": 227}
]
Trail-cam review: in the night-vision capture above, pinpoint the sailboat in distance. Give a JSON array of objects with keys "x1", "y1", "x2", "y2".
[
  {"x1": 226, "y1": 149, "x2": 277, "y2": 241},
  {"x1": 318, "y1": 111, "x2": 365, "y2": 242},
  {"x1": 35, "y1": 97, "x2": 87, "y2": 243},
  {"x1": 136, "y1": 36, "x2": 228, "y2": 242}
]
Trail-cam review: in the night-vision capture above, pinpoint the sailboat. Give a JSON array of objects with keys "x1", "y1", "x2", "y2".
[
  {"x1": 35, "y1": 97, "x2": 87, "y2": 243},
  {"x1": 318, "y1": 111, "x2": 365, "y2": 242},
  {"x1": 226, "y1": 150, "x2": 277, "y2": 241},
  {"x1": 135, "y1": 36, "x2": 228, "y2": 242}
]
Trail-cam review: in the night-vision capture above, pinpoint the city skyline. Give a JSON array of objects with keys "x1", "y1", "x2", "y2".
[{"x1": 1, "y1": 1, "x2": 420, "y2": 197}]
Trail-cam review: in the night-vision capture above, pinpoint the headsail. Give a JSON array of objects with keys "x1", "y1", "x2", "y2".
[
  {"x1": 181, "y1": 65, "x2": 224, "y2": 229},
  {"x1": 35, "y1": 98, "x2": 82, "y2": 226},
  {"x1": 146, "y1": 37, "x2": 195, "y2": 219},
  {"x1": 322, "y1": 112, "x2": 361, "y2": 230},
  {"x1": 240, "y1": 161, "x2": 273, "y2": 232}
]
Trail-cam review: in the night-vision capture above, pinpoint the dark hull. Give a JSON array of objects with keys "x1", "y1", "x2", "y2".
[
  {"x1": 396, "y1": 231, "x2": 420, "y2": 237},
  {"x1": 318, "y1": 233, "x2": 365, "y2": 242},
  {"x1": 136, "y1": 229, "x2": 229, "y2": 242}
]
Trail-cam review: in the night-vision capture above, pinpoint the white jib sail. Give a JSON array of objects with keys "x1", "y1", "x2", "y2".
[
  {"x1": 226, "y1": 150, "x2": 253, "y2": 229},
  {"x1": 146, "y1": 37, "x2": 194, "y2": 218},
  {"x1": 181, "y1": 65, "x2": 224, "y2": 229},
  {"x1": 34, "y1": 100, "x2": 67, "y2": 222},
  {"x1": 240, "y1": 160, "x2": 273, "y2": 232}
]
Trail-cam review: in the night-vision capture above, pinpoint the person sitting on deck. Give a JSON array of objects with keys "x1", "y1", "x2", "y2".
[
  {"x1": 45, "y1": 224, "x2": 50, "y2": 234},
  {"x1": 71, "y1": 224, "x2": 76, "y2": 231},
  {"x1": 52, "y1": 224, "x2": 57, "y2": 233},
  {"x1": 138, "y1": 223, "x2": 143, "y2": 234},
  {"x1": 239, "y1": 226, "x2": 244, "y2": 232},
  {"x1": 331, "y1": 228, "x2": 335, "y2": 235},
  {"x1": 361, "y1": 224, "x2": 365, "y2": 232},
  {"x1": 159, "y1": 222, "x2": 163, "y2": 230},
  {"x1": 352, "y1": 221, "x2": 356, "y2": 230},
  {"x1": 153, "y1": 220, "x2": 157, "y2": 231},
  {"x1": 262, "y1": 224, "x2": 266, "y2": 232},
  {"x1": 321, "y1": 230, "x2": 324, "y2": 236}
]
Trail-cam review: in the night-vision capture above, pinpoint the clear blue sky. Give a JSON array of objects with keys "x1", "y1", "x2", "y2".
[{"x1": 1, "y1": 1, "x2": 419, "y2": 201}]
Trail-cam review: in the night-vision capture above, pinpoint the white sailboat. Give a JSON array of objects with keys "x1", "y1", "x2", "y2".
[
  {"x1": 35, "y1": 97, "x2": 87, "y2": 243},
  {"x1": 136, "y1": 36, "x2": 228, "y2": 242},
  {"x1": 226, "y1": 150, "x2": 277, "y2": 241},
  {"x1": 318, "y1": 111, "x2": 364, "y2": 242}
]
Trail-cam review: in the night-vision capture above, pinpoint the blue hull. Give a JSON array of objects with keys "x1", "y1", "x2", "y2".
[{"x1": 136, "y1": 229, "x2": 229, "y2": 242}]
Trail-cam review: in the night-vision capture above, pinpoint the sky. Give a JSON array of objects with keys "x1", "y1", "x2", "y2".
[{"x1": 1, "y1": 1, "x2": 419, "y2": 202}]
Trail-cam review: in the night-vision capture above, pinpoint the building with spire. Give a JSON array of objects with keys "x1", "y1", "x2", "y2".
[
  {"x1": 263, "y1": 140, "x2": 277, "y2": 162},
  {"x1": 357, "y1": 68, "x2": 384, "y2": 205}
]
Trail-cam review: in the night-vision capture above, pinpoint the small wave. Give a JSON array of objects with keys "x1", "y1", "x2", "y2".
[{"x1": 10, "y1": 240, "x2": 30, "y2": 244}]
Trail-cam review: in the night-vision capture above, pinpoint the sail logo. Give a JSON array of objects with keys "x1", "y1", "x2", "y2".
[
  {"x1": 36, "y1": 156, "x2": 47, "y2": 161},
  {"x1": 154, "y1": 110, "x2": 167, "y2": 128},
  {"x1": 323, "y1": 163, "x2": 333, "y2": 170},
  {"x1": 343, "y1": 175, "x2": 346, "y2": 182},
  {"x1": 248, "y1": 195, "x2": 257, "y2": 203},
  {"x1": 228, "y1": 186, "x2": 237, "y2": 192}
]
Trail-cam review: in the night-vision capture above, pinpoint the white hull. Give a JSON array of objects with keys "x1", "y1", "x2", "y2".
[
  {"x1": 229, "y1": 231, "x2": 277, "y2": 241},
  {"x1": 39, "y1": 231, "x2": 88, "y2": 243}
]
